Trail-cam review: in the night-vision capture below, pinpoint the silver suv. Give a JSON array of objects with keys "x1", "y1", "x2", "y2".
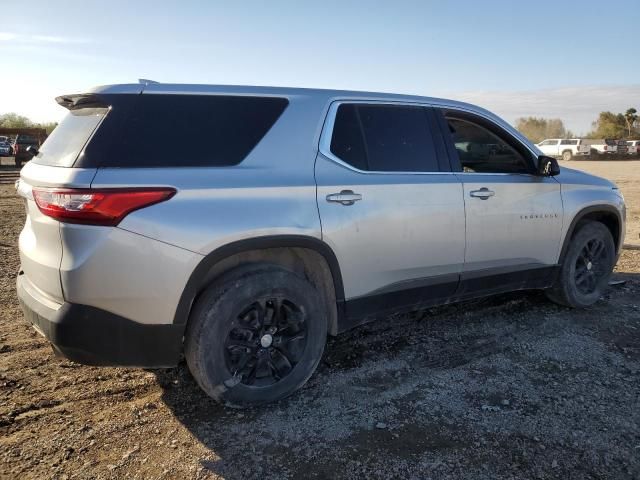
[{"x1": 16, "y1": 82, "x2": 626, "y2": 406}]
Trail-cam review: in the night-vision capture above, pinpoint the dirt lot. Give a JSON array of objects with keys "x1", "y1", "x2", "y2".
[{"x1": 1, "y1": 161, "x2": 639, "y2": 479}]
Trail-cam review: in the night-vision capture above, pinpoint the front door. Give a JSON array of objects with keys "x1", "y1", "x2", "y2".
[{"x1": 436, "y1": 109, "x2": 563, "y2": 293}]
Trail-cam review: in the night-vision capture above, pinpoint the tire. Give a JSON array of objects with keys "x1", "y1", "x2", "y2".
[
  {"x1": 546, "y1": 221, "x2": 615, "y2": 308},
  {"x1": 562, "y1": 150, "x2": 573, "y2": 161},
  {"x1": 184, "y1": 265, "x2": 327, "y2": 406}
]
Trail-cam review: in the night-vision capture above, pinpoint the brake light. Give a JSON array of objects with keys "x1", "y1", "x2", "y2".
[
  {"x1": 32, "y1": 187, "x2": 176, "y2": 226},
  {"x1": 14, "y1": 144, "x2": 19, "y2": 154},
  {"x1": 603, "y1": 146, "x2": 607, "y2": 151}
]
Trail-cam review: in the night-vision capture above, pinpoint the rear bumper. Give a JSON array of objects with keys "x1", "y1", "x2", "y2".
[{"x1": 17, "y1": 272, "x2": 184, "y2": 367}]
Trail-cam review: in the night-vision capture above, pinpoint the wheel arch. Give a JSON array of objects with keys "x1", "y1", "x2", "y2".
[
  {"x1": 173, "y1": 235, "x2": 345, "y2": 336},
  {"x1": 559, "y1": 205, "x2": 623, "y2": 262}
]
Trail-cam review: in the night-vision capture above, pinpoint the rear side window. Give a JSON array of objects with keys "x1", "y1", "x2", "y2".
[
  {"x1": 560, "y1": 139, "x2": 577, "y2": 145},
  {"x1": 330, "y1": 103, "x2": 439, "y2": 172},
  {"x1": 79, "y1": 95, "x2": 288, "y2": 168},
  {"x1": 32, "y1": 108, "x2": 107, "y2": 167}
]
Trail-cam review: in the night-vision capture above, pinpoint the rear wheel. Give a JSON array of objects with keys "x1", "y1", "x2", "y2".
[
  {"x1": 546, "y1": 221, "x2": 615, "y2": 308},
  {"x1": 562, "y1": 150, "x2": 573, "y2": 161},
  {"x1": 185, "y1": 266, "x2": 327, "y2": 406}
]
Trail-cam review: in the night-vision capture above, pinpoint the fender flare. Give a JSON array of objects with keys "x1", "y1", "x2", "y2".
[
  {"x1": 172, "y1": 235, "x2": 345, "y2": 325},
  {"x1": 558, "y1": 204, "x2": 623, "y2": 262}
]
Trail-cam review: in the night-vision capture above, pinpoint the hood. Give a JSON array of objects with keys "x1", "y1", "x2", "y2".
[{"x1": 555, "y1": 166, "x2": 617, "y2": 189}]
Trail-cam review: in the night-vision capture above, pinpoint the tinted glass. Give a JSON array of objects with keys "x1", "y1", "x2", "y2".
[
  {"x1": 358, "y1": 105, "x2": 438, "y2": 172},
  {"x1": 446, "y1": 117, "x2": 529, "y2": 174},
  {"x1": 32, "y1": 108, "x2": 107, "y2": 167},
  {"x1": 80, "y1": 95, "x2": 288, "y2": 168},
  {"x1": 560, "y1": 139, "x2": 577, "y2": 145},
  {"x1": 540, "y1": 139, "x2": 558, "y2": 145},
  {"x1": 330, "y1": 104, "x2": 438, "y2": 172},
  {"x1": 330, "y1": 104, "x2": 367, "y2": 170}
]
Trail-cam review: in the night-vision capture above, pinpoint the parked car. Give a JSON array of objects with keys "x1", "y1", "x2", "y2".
[
  {"x1": 0, "y1": 136, "x2": 12, "y2": 157},
  {"x1": 627, "y1": 140, "x2": 640, "y2": 156},
  {"x1": 12, "y1": 134, "x2": 40, "y2": 167},
  {"x1": 16, "y1": 83, "x2": 625, "y2": 406},
  {"x1": 581, "y1": 139, "x2": 618, "y2": 156},
  {"x1": 536, "y1": 138, "x2": 590, "y2": 161},
  {"x1": 616, "y1": 139, "x2": 629, "y2": 155}
]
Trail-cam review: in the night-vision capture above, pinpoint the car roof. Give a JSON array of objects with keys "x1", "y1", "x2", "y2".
[{"x1": 83, "y1": 82, "x2": 490, "y2": 114}]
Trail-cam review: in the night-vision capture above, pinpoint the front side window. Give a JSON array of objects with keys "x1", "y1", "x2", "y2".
[
  {"x1": 445, "y1": 117, "x2": 530, "y2": 174},
  {"x1": 330, "y1": 103, "x2": 439, "y2": 172},
  {"x1": 540, "y1": 139, "x2": 558, "y2": 146}
]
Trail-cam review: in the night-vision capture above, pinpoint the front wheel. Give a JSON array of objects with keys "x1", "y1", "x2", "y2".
[
  {"x1": 185, "y1": 266, "x2": 327, "y2": 406},
  {"x1": 546, "y1": 221, "x2": 615, "y2": 308}
]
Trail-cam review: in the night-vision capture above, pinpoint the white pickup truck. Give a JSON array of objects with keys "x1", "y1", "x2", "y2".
[
  {"x1": 580, "y1": 139, "x2": 618, "y2": 156},
  {"x1": 537, "y1": 139, "x2": 591, "y2": 161}
]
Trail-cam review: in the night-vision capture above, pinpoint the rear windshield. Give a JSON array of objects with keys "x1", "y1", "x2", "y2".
[
  {"x1": 32, "y1": 108, "x2": 107, "y2": 167},
  {"x1": 77, "y1": 94, "x2": 289, "y2": 168},
  {"x1": 605, "y1": 139, "x2": 617, "y2": 146}
]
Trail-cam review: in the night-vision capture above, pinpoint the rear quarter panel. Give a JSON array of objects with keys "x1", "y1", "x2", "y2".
[{"x1": 90, "y1": 92, "x2": 328, "y2": 255}]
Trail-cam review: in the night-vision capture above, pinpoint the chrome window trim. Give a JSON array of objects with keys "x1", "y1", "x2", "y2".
[{"x1": 318, "y1": 100, "x2": 455, "y2": 176}]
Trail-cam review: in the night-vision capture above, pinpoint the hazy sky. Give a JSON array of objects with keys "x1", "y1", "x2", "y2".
[{"x1": 1, "y1": 0, "x2": 638, "y2": 134}]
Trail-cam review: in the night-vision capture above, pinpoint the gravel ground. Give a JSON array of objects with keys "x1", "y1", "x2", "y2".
[{"x1": 1, "y1": 161, "x2": 639, "y2": 479}]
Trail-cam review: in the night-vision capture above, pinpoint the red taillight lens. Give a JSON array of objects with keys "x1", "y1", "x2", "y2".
[{"x1": 32, "y1": 187, "x2": 176, "y2": 226}]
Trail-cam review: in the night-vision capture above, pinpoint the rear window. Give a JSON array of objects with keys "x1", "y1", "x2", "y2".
[
  {"x1": 79, "y1": 94, "x2": 288, "y2": 168},
  {"x1": 605, "y1": 139, "x2": 617, "y2": 146},
  {"x1": 32, "y1": 108, "x2": 107, "y2": 167},
  {"x1": 330, "y1": 103, "x2": 439, "y2": 172}
]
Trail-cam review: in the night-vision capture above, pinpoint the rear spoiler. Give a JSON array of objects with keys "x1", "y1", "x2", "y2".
[{"x1": 55, "y1": 93, "x2": 110, "y2": 111}]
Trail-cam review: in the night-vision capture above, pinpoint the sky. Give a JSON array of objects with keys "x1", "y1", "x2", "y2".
[{"x1": 1, "y1": 0, "x2": 638, "y2": 135}]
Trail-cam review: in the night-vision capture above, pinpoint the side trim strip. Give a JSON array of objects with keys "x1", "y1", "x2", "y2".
[{"x1": 339, "y1": 264, "x2": 558, "y2": 333}]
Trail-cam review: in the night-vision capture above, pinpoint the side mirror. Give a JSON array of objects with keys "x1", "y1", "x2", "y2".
[{"x1": 537, "y1": 155, "x2": 560, "y2": 176}]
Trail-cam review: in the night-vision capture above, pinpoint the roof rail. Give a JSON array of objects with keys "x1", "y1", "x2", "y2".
[{"x1": 138, "y1": 79, "x2": 159, "y2": 85}]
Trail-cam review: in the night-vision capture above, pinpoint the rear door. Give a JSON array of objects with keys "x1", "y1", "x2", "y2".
[
  {"x1": 316, "y1": 102, "x2": 465, "y2": 321},
  {"x1": 435, "y1": 108, "x2": 563, "y2": 294}
]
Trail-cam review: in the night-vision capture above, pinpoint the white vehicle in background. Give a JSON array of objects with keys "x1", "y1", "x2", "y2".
[
  {"x1": 536, "y1": 139, "x2": 590, "y2": 161},
  {"x1": 627, "y1": 140, "x2": 640, "y2": 156},
  {"x1": 581, "y1": 139, "x2": 618, "y2": 156}
]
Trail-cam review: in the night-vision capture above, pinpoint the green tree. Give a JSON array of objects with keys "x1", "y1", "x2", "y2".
[
  {"x1": 36, "y1": 121, "x2": 58, "y2": 135},
  {"x1": 0, "y1": 113, "x2": 33, "y2": 128},
  {"x1": 588, "y1": 111, "x2": 628, "y2": 139},
  {"x1": 624, "y1": 108, "x2": 638, "y2": 137},
  {"x1": 515, "y1": 117, "x2": 568, "y2": 143}
]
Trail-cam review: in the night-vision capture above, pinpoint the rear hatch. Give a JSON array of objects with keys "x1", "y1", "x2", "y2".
[{"x1": 17, "y1": 102, "x2": 107, "y2": 304}]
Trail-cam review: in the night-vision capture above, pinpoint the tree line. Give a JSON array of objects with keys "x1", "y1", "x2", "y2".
[
  {"x1": 516, "y1": 108, "x2": 638, "y2": 144},
  {"x1": 0, "y1": 113, "x2": 58, "y2": 135}
]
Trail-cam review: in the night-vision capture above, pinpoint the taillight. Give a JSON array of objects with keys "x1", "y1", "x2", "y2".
[
  {"x1": 14, "y1": 145, "x2": 19, "y2": 154},
  {"x1": 32, "y1": 187, "x2": 176, "y2": 226},
  {"x1": 603, "y1": 146, "x2": 607, "y2": 151}
]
